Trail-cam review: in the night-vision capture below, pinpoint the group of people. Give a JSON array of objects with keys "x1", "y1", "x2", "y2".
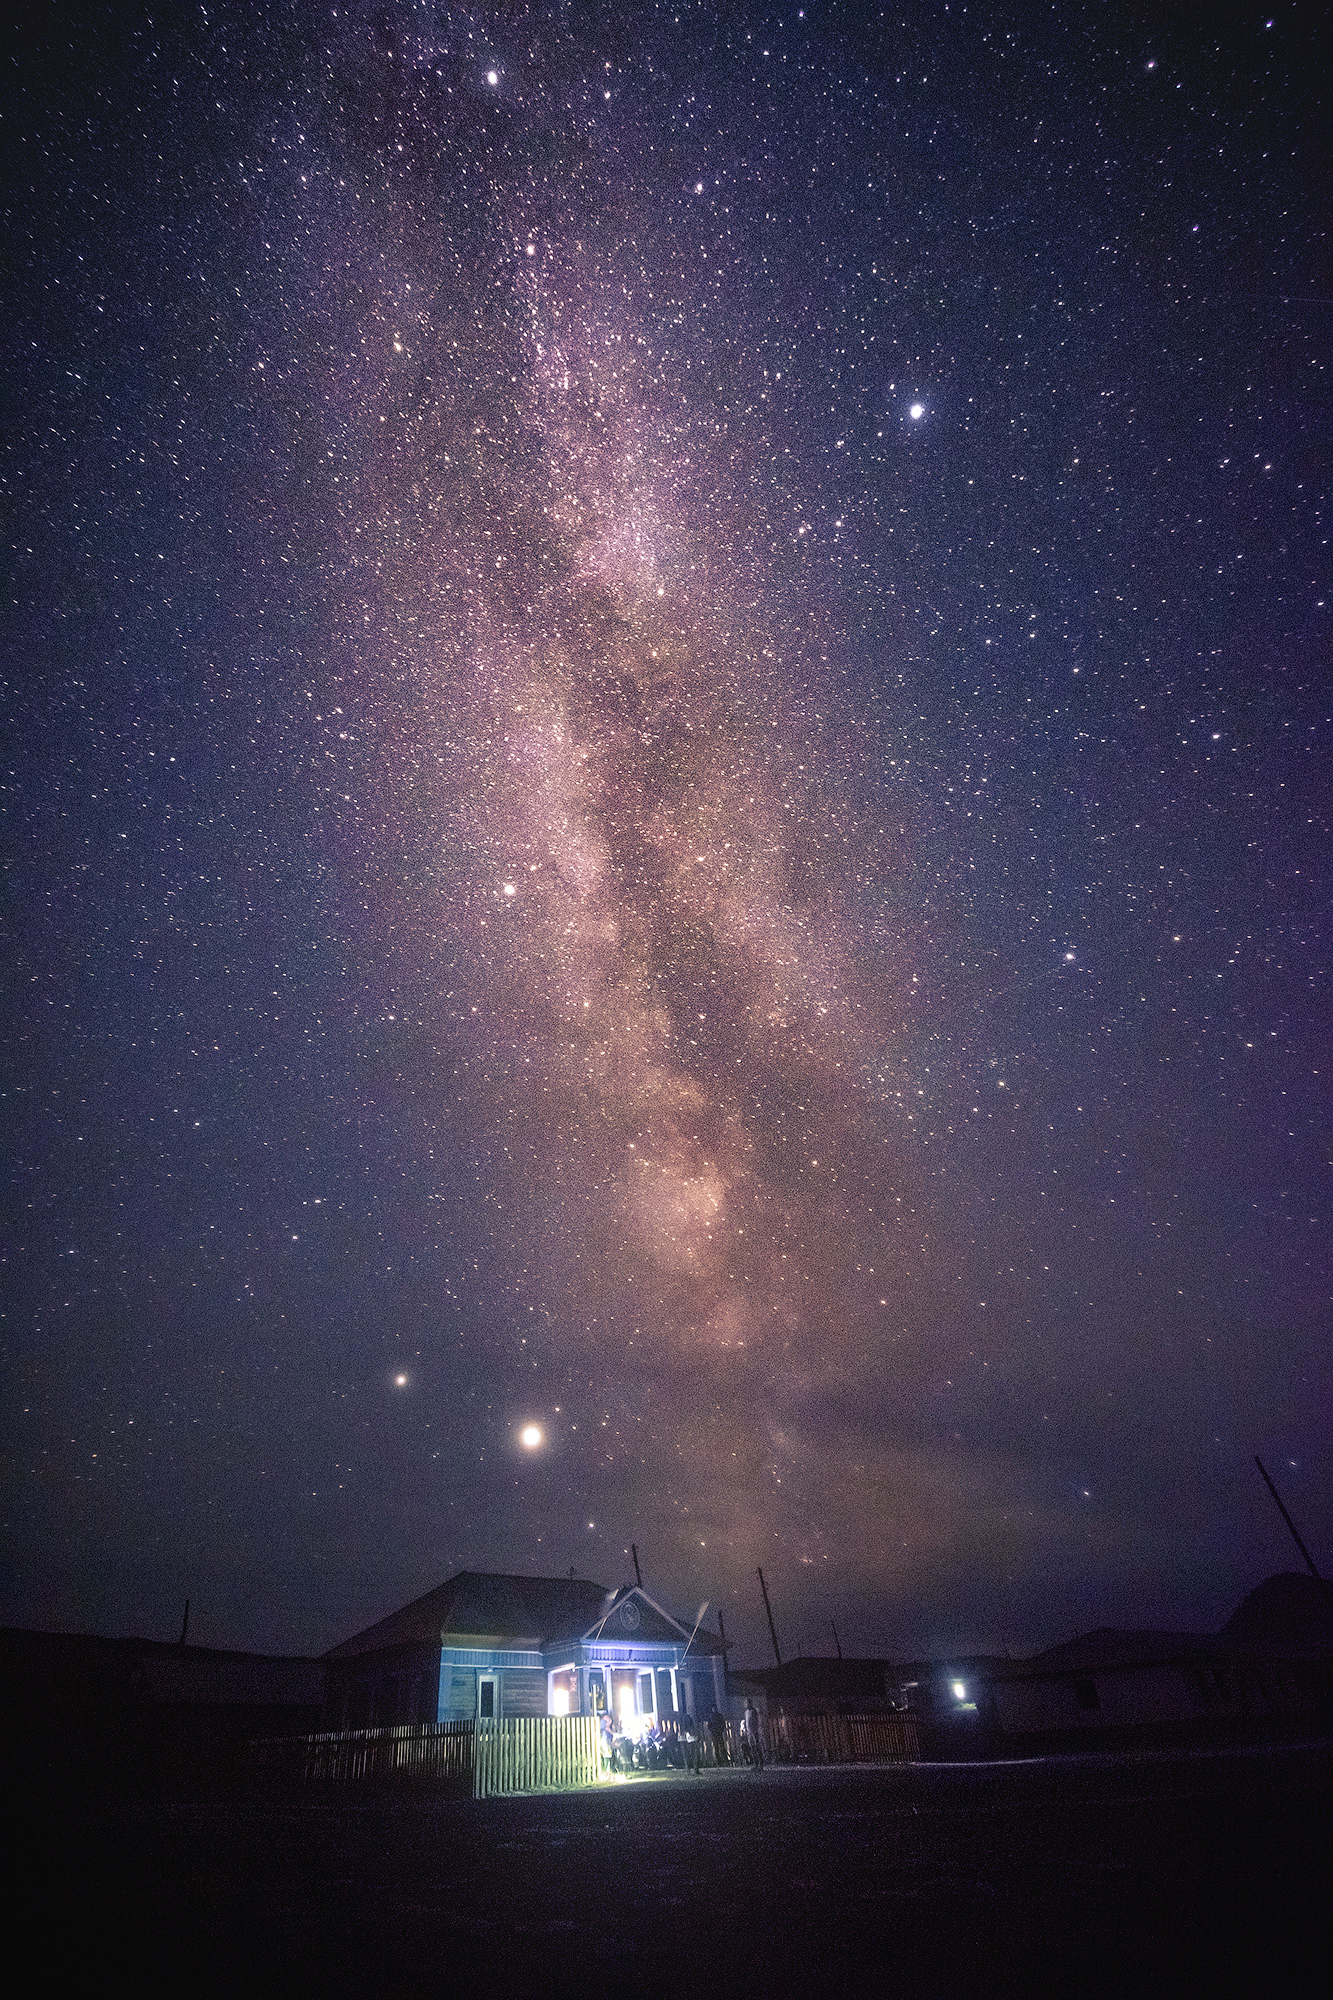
[{"x1": 596, "y1": 1702, "x2": 766, "y2": 1774}]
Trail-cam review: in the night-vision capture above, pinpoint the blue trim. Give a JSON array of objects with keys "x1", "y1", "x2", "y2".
[
  {"x1": 439, "y1": 1647, "x2": 544, "y2": 1669},
  {"x1": 583, "y1": 1644, "x2": 684, "y2": 1665},
  {"x1": 438, "y1": 1642, "x2": 694, "y2": 1668}
]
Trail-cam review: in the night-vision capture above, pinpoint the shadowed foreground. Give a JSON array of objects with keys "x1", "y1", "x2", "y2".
[{"x1": 22, "y1": 1740, "x2": 1331, "y2": 1996}]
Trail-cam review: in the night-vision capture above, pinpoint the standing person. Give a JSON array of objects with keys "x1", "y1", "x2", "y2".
[
  {"x1": 741, "y1": 1701, "x2": 765, "y2": 1770},
  {"x1": 706, "y1": 1706, "x2": 729, "y2": 1766}
]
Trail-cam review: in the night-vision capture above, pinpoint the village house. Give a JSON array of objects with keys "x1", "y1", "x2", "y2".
[
  {"x1": 322, "y1": 1569, "x2": 728, "y2": 1734},
  {"x1": 1, "y1": 1626, "x2": 326, "y2": 1791},
  {"x1": 978, "y1": 1570, "x2": 1333, "y2": 1751},
  {"x1": 732, "y1": 1572, "x2": 1333, "y2": 1758}
]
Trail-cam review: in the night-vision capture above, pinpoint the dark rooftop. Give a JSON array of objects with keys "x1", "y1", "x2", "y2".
[{"x1": 326, "y1": 1571, "x2": 613, "y2": 1658}]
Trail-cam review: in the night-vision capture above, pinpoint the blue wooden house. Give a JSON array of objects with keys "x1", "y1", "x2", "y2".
[{"x1": 323, "y1": 1570, "x2": 727, "y2": 1734}]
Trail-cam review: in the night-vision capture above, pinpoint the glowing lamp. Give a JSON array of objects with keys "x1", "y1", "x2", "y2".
[{"x1": 951, "y1": 1680, "x2": 967, "y2": 1702}]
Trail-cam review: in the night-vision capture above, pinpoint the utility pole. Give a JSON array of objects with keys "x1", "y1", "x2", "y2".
[
  {"x1": 757, "y1": 1567, "x2": 782, "y2": 1666},
  {"x1": 830, "y1": 1619, "x2": 843, "y2": 1660},
  {"x1": 1254, "y1": 1456, "x2": 1324, "y2": 1580},
  {"x1": 631, "y1": 1543, "x2": 643, "y2": 1587}
]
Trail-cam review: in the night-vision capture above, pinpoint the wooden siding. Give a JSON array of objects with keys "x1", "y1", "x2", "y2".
[
  {"x1": 442, "y1": 1663, "x2": 476, "y2": 1721},
  {"x1": 989, "y1": 1655, "x2": 1333, "y2": 1739},
  {"x1": 501, "y1": 1667, "x2": 548, "y2": 1718},
  {"x1": 438, "y1": 1663, "x2": 547, "y2": 1719}
]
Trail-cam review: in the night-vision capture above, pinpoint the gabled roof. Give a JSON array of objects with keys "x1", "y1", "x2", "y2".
[
  {"x1": 733, "y1": 1656, "x2": 895, "y2": 1699},
  {"x1": 0, "y1": 1627, "x2": 326, "y2": 1708},
  {"x1": 1220, "y1": 1571, "x2": 1333, "y2": 1654},
  {"x1": 581, "y1": 1585, "x2": 726, "y2": 1655},
  {"x1": 326, "y1": 1571, "x2": 612, "y2": 1659},
  {"x1": 1024, "y1": 1628, "x2": 1217, "y2": 1672},
  {"x1": 325, "y1": 1571, "x2": 728, "y2": 1662}
]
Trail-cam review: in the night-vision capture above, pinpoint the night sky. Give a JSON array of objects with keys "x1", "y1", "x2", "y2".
[{"x1": 4, "y1": 1, "x2": 1328, "y2": 1665}]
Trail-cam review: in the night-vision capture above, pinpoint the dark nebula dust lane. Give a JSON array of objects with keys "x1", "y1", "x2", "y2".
[{"x1": 4, "y1": 3, "x2": 1328, "y2": 1659}]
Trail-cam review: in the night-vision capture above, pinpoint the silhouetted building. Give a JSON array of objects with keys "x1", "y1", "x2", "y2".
[
  {"x1": 730, "y1": 1574, "x2": 1333, "y2": 1758},
  {"x1": 0, "y1": 1627, "x2": 325, "y2": 1791},
  {"x1": 1221, "y1": 1570, "x2": 1333, "y2": 1652}
]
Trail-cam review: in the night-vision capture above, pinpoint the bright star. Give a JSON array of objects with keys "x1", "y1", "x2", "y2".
[
  {"x1": 909, "y1": 403, "x2": 925, "y2": 420},
  {"x1": 520, "y1": 1424, "x2": 543, "y2": 1449}
]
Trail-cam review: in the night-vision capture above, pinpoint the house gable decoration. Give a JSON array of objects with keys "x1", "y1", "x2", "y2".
[{"x1": 582, "y1": 1586, "x2": 707, "y2": 1650}]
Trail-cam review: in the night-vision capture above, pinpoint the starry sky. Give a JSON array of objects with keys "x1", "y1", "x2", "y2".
[{"x1": 4, "y1": 1, "x2": 1328, "y2": 1664}]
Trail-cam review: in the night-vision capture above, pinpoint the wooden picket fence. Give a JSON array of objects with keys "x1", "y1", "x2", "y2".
[
  {"x1": 252, "y1": 1714, "x2": 603, "y2": 1798},
  {"x1": 253, "y1": 1710, "x2": 915, "y2": 1794},
  {"x1": 472, "y1": 1714, "x2": 602, "y2": 1799},
  {"x1": 764, "y1": 1711, "x2": 919, "y2": 1765},
  {"x1": 252, "y1": 1719, "x2": 476, "y2": 1787}
]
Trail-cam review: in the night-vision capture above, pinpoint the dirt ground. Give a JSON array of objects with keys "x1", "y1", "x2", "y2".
[{"x1": 22, "y1": 1737, "x2": 1331, "y2": 1997}]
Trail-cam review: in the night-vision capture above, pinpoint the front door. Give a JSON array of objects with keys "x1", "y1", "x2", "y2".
[{"x1": 478, "y1": 1673, "x2": 498, "y2": 1719}]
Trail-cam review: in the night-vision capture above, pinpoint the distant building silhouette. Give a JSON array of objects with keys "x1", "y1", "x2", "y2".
[
  {"x1": 0, "y1": 1627, "x2": 324, "y2": 1792},
  {"x1": 732, "y1": 1574, "x2": 1333, "y2": 1758}
]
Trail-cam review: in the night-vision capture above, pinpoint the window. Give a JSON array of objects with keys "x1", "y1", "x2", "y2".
[{"x1": 478, "y1": 1674, "x2": 497, "y2": 1719}]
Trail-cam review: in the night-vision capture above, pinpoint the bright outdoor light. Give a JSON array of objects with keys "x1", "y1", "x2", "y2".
[{"x1": 951, "y1": 1681, "x2": 967, "y2": 1702}]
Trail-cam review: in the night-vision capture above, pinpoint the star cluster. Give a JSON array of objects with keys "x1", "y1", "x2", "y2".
[{"x1": 3, "y1": 2, "x2": 1327, "y2": 1659}]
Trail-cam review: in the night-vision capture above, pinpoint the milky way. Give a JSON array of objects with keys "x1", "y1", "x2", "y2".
[
  {"x1": 5, "y1": 3, "x2": 1328, "y2": 1659},
  {"x1": 342, "y1": 101, "x2": 928, "y2": 1600}
]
